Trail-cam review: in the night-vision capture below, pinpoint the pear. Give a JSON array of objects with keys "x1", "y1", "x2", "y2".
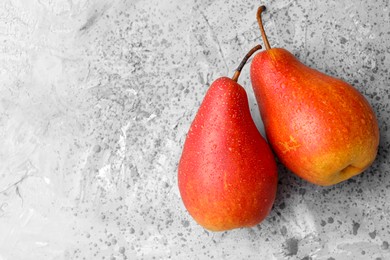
[
  {"x1": 178, "y1": 45, "x2": 278, "y2": 231},
  {"x1": 250, "y1": 6, "x2": 379, "y2": 186}
]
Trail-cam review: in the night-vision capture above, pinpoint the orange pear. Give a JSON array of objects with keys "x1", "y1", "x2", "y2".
[{"x1": 250, "y1": 6, "x2": 379, "y2": 186}]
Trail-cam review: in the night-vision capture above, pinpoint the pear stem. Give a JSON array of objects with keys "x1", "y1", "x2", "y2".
[
  {"x1": 232, "y1": 44, "x2": 262, "y2": 82},
  {"x1": 257, "y1": 6, "x2": 271, "y2": 50}
]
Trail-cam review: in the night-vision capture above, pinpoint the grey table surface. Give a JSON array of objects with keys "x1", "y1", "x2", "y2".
[{"x1": 0, "y1": 0, "x2": 389, "y2": 259}]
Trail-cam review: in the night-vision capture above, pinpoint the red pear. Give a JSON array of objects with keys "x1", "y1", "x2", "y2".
[
  {"x1": 178, "y1": 46, "x2": 278, "y2": 231},
  {"x1": 250, "y1": 6, "x2": 379, "y2": 186}
]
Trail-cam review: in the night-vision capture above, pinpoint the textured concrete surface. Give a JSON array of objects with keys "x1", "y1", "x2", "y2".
[{"x1": 0, "y1": 0, "x2": 389, "y2": 259}]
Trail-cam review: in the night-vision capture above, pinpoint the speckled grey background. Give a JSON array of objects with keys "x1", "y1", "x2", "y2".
[{"x1": 0, "y1": 0, "x2": 389, "y2": 259}]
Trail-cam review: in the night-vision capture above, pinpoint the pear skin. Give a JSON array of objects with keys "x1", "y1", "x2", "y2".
[
  {"x1": 178, "y1": 77, "x2": 278, "y2": 231},
  {"x1": 250, "y1": 48, "x2": 379, "y2": 186}
]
